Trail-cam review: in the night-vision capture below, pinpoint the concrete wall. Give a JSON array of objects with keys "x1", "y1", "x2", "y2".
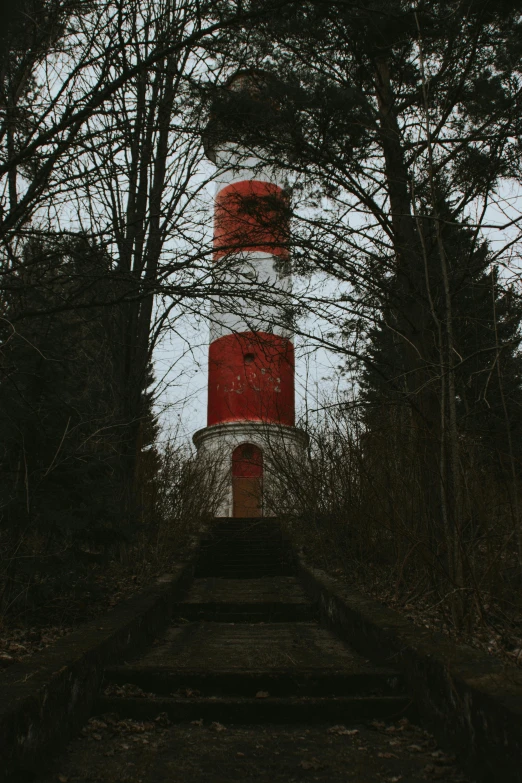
[
  {"x1": 0, "y1": 540, "x2": 203, "y2": 783},
  {"x1": 194, "y1": 421, "x2": 308, "y2": 516},
  {"x1": 297, "y1": 557, "x2": 522, "y2": 783}
]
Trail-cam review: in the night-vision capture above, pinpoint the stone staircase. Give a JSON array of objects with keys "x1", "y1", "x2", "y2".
[
  {"x1": 194, "y1": 518, "x2": 294, "y2": 578},
  {"x1": 97, "y1": 518, "x2": 411, "y2": 724}
]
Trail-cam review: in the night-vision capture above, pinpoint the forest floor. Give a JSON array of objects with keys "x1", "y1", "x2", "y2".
[
  {"x1": 0, "y1": 563, "x2": 146, "y2": 673},
  {"x1": 0, "y1": 530, "x2": 201, "y2": 674}
]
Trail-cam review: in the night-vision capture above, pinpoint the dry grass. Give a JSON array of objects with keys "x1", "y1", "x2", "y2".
[
  {"x1": 0, "y1": 439, "x2": 225, "y2": 672},
  {"x1": 266, "y1": 408, "x2": 522, "y2": 666}
]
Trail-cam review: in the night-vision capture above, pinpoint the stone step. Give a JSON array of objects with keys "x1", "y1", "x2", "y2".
[
  {"x1": 201, "y1": 536, "x2": 286, "y2": 555},
  {"x1": 194, "y1": 566, "x2": 294, "y2": 578},
  {"x1": 195, "y1": 544, "x2": 291, "y2": 557},
  {"x1": 200, "y1": 523, "x2": 288, "y2": 546},
  {"x1": 207, "y1": 518, "x2": 284, "y2": 529},
  {"x1": 195, "y1": 519, "x2": 293, "y2": 579},
  {"x1": 201, "y1": 528, "x2": 285, "y2": 538},
  {"x1": 182, "y1": 577, "x2": 309, "y2": 602},
  {"x1": 114, "y1": 622, "x2": 399, "y2": 681},
  {"x1": 197, "y1": 545, "x2": 290, "y2": 557},
  {"x1": 198, "y1": 548, "x2": 287, "y2": 556},
  {"x1": 197, "y1": 551, "x2": 290, "y2": 561},
  {"x1": 200, "y1": 535, "x2": 286, "y2": 545},
  {"x1": 103, "y1": 666, "x2": 404, "y2": 697},
  {"x1": 175, "y1": 576, "x2": 314, "y2": 621},
  {"x1": 197, "y1": 555, "x2": 290, "y2": 562},
  {"x1": 200, "y1": 535, "x2": 286, "y2": 544},
  {"x1": 172, "y1": 604, "x2": 315, "y2": 622},
  {"x1": 195, "y1": 565, "x2": 292, "y2": 572},
  {"x1": 197, "y1": 560, "x2": 291, "y2": 567},
  {"x1": 95, "y1": 693, "x2": 413, "y2": 724},
  {"x1": 199, "y1": 548, "x2": 289, "y2": 555},
  {"x1": 196, "y1": 555, "x2": 290, "y2": 563}
]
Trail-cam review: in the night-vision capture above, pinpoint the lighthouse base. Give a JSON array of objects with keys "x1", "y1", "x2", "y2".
[{"x1": 193, "y1": 422, "x2": 308, "y2": 518}]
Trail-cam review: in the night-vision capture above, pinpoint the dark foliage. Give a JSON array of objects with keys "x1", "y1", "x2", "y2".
[
  {"x1": 0, "y1": 236, "x2": 160, "y2": 614},
  {"x1": 362, "y1": 205, "x2": 522, "y2": 468}
]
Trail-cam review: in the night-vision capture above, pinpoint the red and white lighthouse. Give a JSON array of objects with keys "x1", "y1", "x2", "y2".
[{"x1": 193, "y1": 72, "x2": 307, "y2": 517}]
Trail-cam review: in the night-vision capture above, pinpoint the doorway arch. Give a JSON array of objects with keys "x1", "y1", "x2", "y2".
[{"x1": 232, "y1": 443, "x2": 263, "y2": 517}]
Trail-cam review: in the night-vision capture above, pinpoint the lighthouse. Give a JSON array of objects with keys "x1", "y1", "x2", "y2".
[{"x1": 193, "y1": 71, "x2": 307, "y2": 517}]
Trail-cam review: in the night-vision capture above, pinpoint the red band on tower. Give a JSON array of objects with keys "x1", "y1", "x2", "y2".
[
  {"x1": 214, "y1": 180, "x2": 289, "y2": 260},
  {"x1": 208, "y1": 332, "x2": 295, "y2": 427}
]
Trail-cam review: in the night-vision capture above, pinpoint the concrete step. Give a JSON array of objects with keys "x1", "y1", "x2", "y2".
[
  {"x1": 207, "y1": 518, "x2": 284, "y2": 530},
  {"x1": 196, "y1": 549, "x2": 290, "y2": 555},
  {"x1": 195, "y1": 519, "x2": 293, "y2": 578},
  {"x1": 200, "y1": 535, "x2": 287, "y2": 545},
  {"x1": 110, "y1": 622, "x2": 402, "y2": 685},
  {"x1": 199, "y1": 520, "x2": 288, "y2": 546},
  {"x1": 151, "y1": 622, "x2": 353, "y2": 667},
  {"x1": 95, "y1": 693, "x2": 413, "y2": 724},
  {"x1": 201, "y1": 529, "x2": 286, "y2": 539},
  {"x1": 182, "y1": 577, "x2": 309, "y2": 602},
  {"x1": 203, "y1": 540, "x2": 286, "y2": 545},
  {"x1": 197, "y1": 558, "x2": 290, "y2": 567},
  {"x1": 175, "y1": 576, "x2": 314, "y2": 621},
  {"x1": 194, "y1": 566, "x2": 294, "y2": 578},
  {"x1": 172, "y1": 604, "x2": 315, "y2": 622},
  {"x1": 103, "y1": 666, "x2": 404, "y2": 697},
  {"x1": 195, "y1": 556, "x2": 291, "y2": 564},
  {"x1": 197, "y1": 544, "x2": 290, "y2": 555},
  {"x1": 196, "y1": 567, "x2": 291, "y2": 579},
  {"x1": 195, "y1": 546, "x2": 292, "y2": 556}
]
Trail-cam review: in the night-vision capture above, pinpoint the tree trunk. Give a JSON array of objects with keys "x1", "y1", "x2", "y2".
[{"x1": 374, "y1": 57, "x2": 445, "y2": 575}]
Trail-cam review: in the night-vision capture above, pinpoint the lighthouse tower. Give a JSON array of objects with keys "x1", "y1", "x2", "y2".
[{"x1": 193, "y1": 72, "x2": 307, "y2": 517}]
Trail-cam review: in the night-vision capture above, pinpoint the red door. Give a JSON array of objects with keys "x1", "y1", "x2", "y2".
[{"x1": 232, "y1": 444, "x2": 263, "y2": 518}]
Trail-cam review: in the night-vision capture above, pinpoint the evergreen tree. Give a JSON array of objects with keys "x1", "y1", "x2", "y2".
[
  {"x1": 361, "y1": 204, "x2": 522, "y2": 470},
  {"x1": 0, "y1": 236, "x2": 121, "y2": 556}
]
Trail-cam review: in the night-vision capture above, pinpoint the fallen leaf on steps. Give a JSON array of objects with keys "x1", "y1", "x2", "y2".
[
  {"x1": 327, "y1": 725, "x2": 359, "y2": 736},
  {"x1": 298, "y1": 757, "x2": 321, "y2": 770}
]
